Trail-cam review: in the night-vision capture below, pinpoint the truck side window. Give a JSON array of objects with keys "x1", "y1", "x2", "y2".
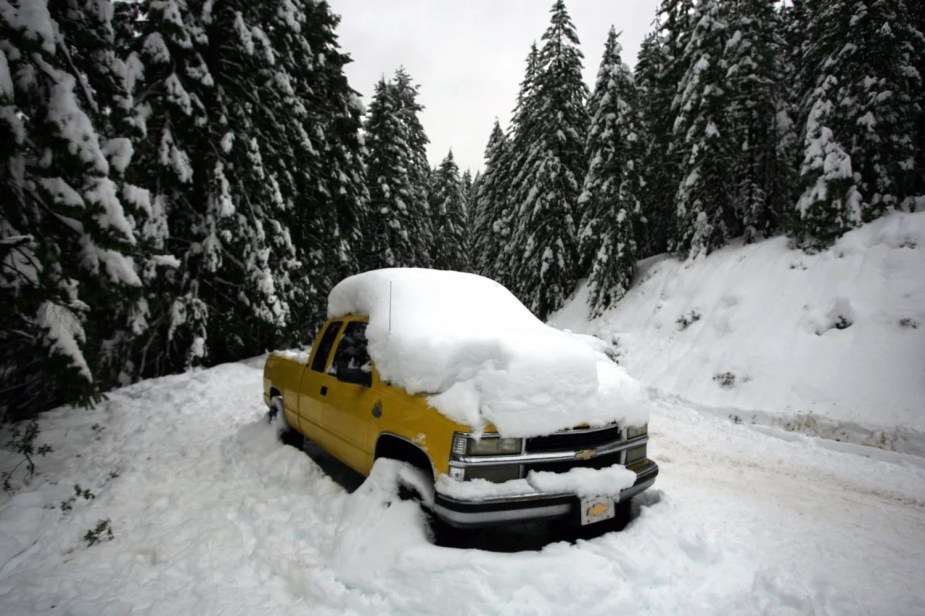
[
  {"x1": 310, "y1": 321, "x2": 343, "y2": 373},
  {"x1": 329, "y1": 322, "x2": 372, "y2": 387}
]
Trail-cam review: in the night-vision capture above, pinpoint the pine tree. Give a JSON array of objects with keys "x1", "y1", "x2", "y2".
[
  {"x1": 672, "y1": 0, "x2": 737, "y2": 258},
  {"x1": 471, "y1": 120, "x2": 511, "y2": 277},
  {"x1": 636, "y1": 0, "x2": 695, "y2": 256},
  {"x1": 578, "y1": 27, "x2": 642, "y2": 317},
  {"x1": 490, "y1": 43, "x2": 540, "y2": 289},
  {"x1": 723, "y1": 0, "x2": 791, "y2": 242},
  {"x1": 362, "y1": 71, "x2": 432, "y2": 270},
  {"x1": 1, "y1": 0, "x2": 142, "y2": 417},
  {"x1": 116, "y1": 0, "x2": 215, "y2": 375},
  {"x1": 506, "y1": 1, "x2": 588, "y2": 318},
  {"x1": 794, "y1": 0, "x2": 922, "y2": 248},
  {"x1": 392, "y1": 68, "x2": 435, "y2": 267},
  {"x1": 251, "y1": 0, "x2": 368, "y2": 338},
  {"x1": 428, "y1": 151, "x2": 469, "y2": 271}
]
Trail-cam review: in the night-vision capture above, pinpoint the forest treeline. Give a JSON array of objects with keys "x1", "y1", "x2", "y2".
[{"x1": 1, "y1": 0, "x2": 922, "y2": 419}]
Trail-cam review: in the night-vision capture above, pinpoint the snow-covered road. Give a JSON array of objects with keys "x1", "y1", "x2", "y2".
[{"x1": 1, "y1": 359, "x2": 923, "y2": 615}]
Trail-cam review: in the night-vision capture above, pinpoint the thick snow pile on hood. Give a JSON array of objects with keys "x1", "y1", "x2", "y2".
[
  {"x1": 328, "y1": 268, "x2": 650, "y2": 436},
  {"x1": 551, "y1": 211, "x2": 925, "y2": 452}
]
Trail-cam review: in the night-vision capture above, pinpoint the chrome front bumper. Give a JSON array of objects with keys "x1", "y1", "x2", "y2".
[{"x1": 433, "y1": 460, "x2": 659, "y2": 528}]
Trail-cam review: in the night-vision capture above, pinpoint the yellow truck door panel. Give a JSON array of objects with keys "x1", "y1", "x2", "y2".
[
  {"x1": 323, "y1": 321, "x2": 377, "y2": 473},
  {"x1": 298, "y1": 320, "x2": 343, "y2": 431}
]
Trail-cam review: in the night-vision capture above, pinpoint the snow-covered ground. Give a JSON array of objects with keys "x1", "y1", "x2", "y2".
[
  {"x1": 1, "y1": 357, "x2": 924, "y2": 614},
  {"x1": 2, "y1": 213, "x2": 923, "y2": 614},
  {"x1": 552, "y1": 211, "x2": 925, "y2": 455}
]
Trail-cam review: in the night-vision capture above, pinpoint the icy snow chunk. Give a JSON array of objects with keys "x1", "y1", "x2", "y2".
[
  {"x1": 328, "y1": 269, "x2": 651, "y2": 436},
  {"x1": 273, "y1": 349, "x2": 311, "y2": 364},
  {"x1": 103, "y1": 138, "x2": 134, "y2": 173},
  {"x1": 434, "y1": 465, "x2": 636, "y2": 500},
  {"x1": 528, "y1": 465, "x2": 635, "y2": 498}
]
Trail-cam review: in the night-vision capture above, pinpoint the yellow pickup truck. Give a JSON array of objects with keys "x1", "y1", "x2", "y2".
[{"x1": 263, "y1": 269, "x2": 658, "y2": 528}]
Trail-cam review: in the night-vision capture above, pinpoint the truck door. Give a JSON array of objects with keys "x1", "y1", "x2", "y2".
[
  {"x1": 325, "y1": 321, "x2": 378, "y2": 473},
  {"x1": 298, "y1": 320, "x2": 343, "y2": 434}
]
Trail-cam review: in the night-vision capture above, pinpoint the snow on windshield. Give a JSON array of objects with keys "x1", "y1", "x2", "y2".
[{"x1": 328, "y1": 268, "x2": 651, "y2": 436}]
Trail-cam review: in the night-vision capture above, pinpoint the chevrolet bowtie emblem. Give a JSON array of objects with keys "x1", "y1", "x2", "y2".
[{"x1": 575, "y1": 448, "x2": 597, "y2": 460}]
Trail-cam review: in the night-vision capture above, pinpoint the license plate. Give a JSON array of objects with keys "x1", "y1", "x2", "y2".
[{"x1": 580, "y1": 497, "x2": 615, "y2": 525}]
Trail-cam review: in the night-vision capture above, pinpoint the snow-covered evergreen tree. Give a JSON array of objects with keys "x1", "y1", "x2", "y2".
[
  {"x1": 115, "y1": 0, "x2": 215, "y2": 375},
  {"x1": 471, "y1": 120, "x2": 511, "y2": 278},
  {"x1": 0, "y1": 0, "x2": 143, "y2": 416},
  {"x1": 428, "y1": 151, "x2": 469, "y2": 272},
  {"x1": 636, "y1": 0, "x2": 694, "y2": 256},
  {"x1": 506, "y1": 1, "x2": 588, "y2": 318},
  {"x1": 489, "y1": 43, "x2": 540, "y2": 289},
  {"x1": 362, "y1": 71, "x2": 432, "y2": 270},
  {"x1": 794, "y1": 0, "x2": 922, "y2": 248},
  {"x1": 672, "y1": 0, "x2": 737, "y2": 258},
  {"x1": 392, "y1": 68, "x2": 435, "y2": 267},
  {"x1": 723, "y1": 0, "x2": 791, "y2": 241},
  {"x1": 578, "y1": 27, "x2": 642, "y2": 317},
  {"x1": 252, "y1": 0, "x2": 368, "y2": 338}
]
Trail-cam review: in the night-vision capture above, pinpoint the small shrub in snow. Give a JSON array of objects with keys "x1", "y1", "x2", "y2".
[
  {"x1": 2, "y1": 420, "x2": 53, "y2": 492},
  {"x1": 713, "y1": 372, "x2": 736, "y2": 388},
  {"x1": 60, "y1": 484, "x2": 96, "y2": 513},
  {"x1": 676, "y1": 310, "x2": 702, "y2": 330},
  {"x1": 898, "y1": 318, "x2": 919, "y2": 329},
  {"x1": 604, "y1": 335, "x2": 623, "y2": 364},
  {"x1": 83, "y1": 519, "x2": 114, "y2": 546}
]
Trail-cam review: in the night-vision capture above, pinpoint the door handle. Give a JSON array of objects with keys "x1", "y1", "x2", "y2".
[{"x1": 320, "y1": 386, "x2": 327, "y2": 396}]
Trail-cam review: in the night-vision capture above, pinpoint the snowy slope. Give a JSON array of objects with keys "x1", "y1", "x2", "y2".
[
  {"x1": 1, "y1": 358, "x2": 924, "y2": 614},
  {"x1": 551, "y1": 211, "x2": 925, "y2": 454}
]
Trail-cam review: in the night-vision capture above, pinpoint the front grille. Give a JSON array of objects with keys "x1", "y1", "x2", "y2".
[
  {"x1": 526, "y1": 425, "x2": 622, "y2": 453},
  {"x1": 523, "y1": 450, "x2": 623, "y2": 475}
]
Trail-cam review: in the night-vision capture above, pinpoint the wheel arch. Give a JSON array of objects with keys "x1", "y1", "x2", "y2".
[{"x1": 374, "y1": 433, "x2": 436, "y2": 482}]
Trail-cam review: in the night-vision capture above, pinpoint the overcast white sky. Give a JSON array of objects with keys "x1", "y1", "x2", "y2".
[{"x1": 328, "y1": 0, "x2": 661, "y2": 173}]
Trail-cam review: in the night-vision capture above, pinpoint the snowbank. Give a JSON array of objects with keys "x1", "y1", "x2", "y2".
[
  {"x1": 328, "y1": 268, "x2": 651, "y2": 437},
  {"x1": 551, "y1": 212, "x2": 925, "y2": 452},
  {"x1": 2, "y1": 359, "x2": 923, "y2": 614}
]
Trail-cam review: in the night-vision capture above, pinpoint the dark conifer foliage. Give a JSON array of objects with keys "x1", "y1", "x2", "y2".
[
  {"x1": 428, "y1": 151, "x2": 469, "y2": 272},
  {"x1": 0, "y1": 0, "x2": 143, "y2": 418},
  {"x1": 672, "y1": 0, "x2": 736, "y2": 258},
  {"x1": 578, "y1": 27, "x2": 643, "y2": 317},
  {"x1": 506, "y1": 0, "x2": 589, "y2": 319},
  {"x1": 635, "y1": 0, "x2": 695, "y2": 257},
  {"x1": 362, "y1": 70, "x2": 433, "y2": 270},
  {"x1": 793, "y1": 0, "x2": 922, "y2": 249},
  {"x1": 471, "y1": 120, "x2": 511, "y2": 277},
  {"x1": 723, "y1": 0, "x2": 791, "y2": 242},
  {"x1": 1, "y1": 0, "x2": 369, "y2": 417}
]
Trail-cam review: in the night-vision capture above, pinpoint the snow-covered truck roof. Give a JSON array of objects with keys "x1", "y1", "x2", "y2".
[{"x1": 328, "y1": 268, "x2": 651, "y2": 437}]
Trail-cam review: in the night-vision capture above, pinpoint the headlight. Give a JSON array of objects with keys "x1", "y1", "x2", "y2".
[
  {"x1": 452, "y1": 433, "x2": 523, "y2": 456},
  {"x1": 626, "y1": 424, "x2": 648, "y2": 439}
]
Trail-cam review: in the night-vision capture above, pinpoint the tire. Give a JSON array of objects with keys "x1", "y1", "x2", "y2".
[{"x1": 269, "y1": 396, "x2": 301, "y2": 447}]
